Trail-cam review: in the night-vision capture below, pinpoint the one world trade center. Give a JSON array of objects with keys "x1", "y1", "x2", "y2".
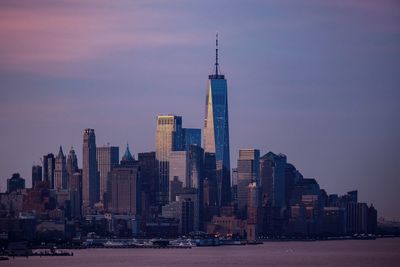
[{"x1": 203, "y1": 34, "x2": 231, "y2": 207}]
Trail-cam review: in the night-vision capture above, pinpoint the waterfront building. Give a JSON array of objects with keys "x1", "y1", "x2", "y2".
[
  {"x1": 203, "y1": 35, "x2": 231, "y2": 207},
  {"x1": 206, "y1": 215, "x2": 247, "y2": 237},
  {"x1": 82, "y1": 128, "x2": 99, "y2": 208},
  {"x1": 247, "y1": 181, "x2": 260, "y2": 240},
  {"x1": 7, "y1": 173, "x2": 25, "y2": 193},
  {"x1": 346, "y1": 202, "x2": 368, "y2": 234},
  {"x1": 155, "y1": 115, "x2": 183, "y2": 205},
  {"x1": 321, "y1": 207, "x2": 346, "y2": 236},
  {"x1": 367, "y1": 204, "x2": 377, "y2": 234},
  {"x1": 54, "y1": 146, "x2": 68, "y2": 189},
  {"x1": 237, "y1": 149, "x2": 260, "y2": 215},
  {"x1": 43, "y1": 153, "x2": 55, "y2": 189},
  {"x1": 96, "y1": 145, "x2": 119, "y2": 203},
  {"x1": 31, "y1": 165, "x2": 42, "y2": 189}
]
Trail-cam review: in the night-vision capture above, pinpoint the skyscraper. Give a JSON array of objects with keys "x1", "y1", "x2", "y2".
[
  {"x1": 54, "y1": 146, "x2": 68, "y2": 189},
  {"x1": 260, "y1": 152, "x2": 287, "y2": 208},
  {"x1": 66, "y1": 146, "x2": 79, "y2": 180},
  {"x1": 203, "y1": 35, "x2": 231, "y2": 207},
  {"x1": 32, "y1": 165, "x2": 42, "y2": 189},
  {"x1": 96, "y1": 145, "x2": 119, "y2": 203},
  {"x1": 109, "y1": 146, "x2": 141, "y2": 215},
  {"x1": 237, "y1": 149, "x2": 260, "y2": 213},
  {"x1": 43, "y1": 153, "x2": 55, "y2": 189},
  {"x1": 169, "y1": 151, "x2": 189, "y2": 202},
  {"x1": 82, "y1": 128, "x2": 99, "y2": 208},
  {"x1": 155, "y1": 115, "x2": 183, "y2": 205},
  {"x1": 138, "y1": 152, "x2": 158, "y2": 208}
]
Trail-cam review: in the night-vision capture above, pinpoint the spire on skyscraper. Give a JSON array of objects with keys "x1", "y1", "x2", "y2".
[
  {"x1": 57, "y1": 145, "x2": 64, "y2": 158},
  {"x1": 122, "y1": 143, "x2": 134, "y2": 161},
  {"x1": 215, "y1": 33, "x2": 219, "y2": 76},
  {"x1": 210, "y1": 34, "x2": 224, "y2": 79}
]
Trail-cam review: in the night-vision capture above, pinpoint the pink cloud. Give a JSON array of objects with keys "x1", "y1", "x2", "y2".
[{"x1": 0, "y1": 1, "x2": 204, "y2": 76}]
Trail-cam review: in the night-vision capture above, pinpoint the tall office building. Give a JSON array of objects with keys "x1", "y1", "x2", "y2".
[
  {"x1": 83, "y1": 128, "x2": 99, "y2": 208},
  {"x1": 96, "y1": 145, "x2": 119, "y2": 202},
  {"x1": 237, "y1": 149, "x2": 260, "y2": 214},
  {"x1": 69, "y1": 170, "x2": 83, "y2": 218},
  {"x1": 66, "y1": 147, "x2": 79, "y2": 180},
  {"x1": 32, "y1": 165, "x2": 42, "y2": 189},
  {"x1": 54, "y1": 146, "x2": 68, "y2": 189},
  {"x1": 155, "y1": 115, "x2": 183, "y2": 205},
  {"x1": 247, "y1": 181, "x2": 260, "y2": 241},
  {"x1": 138, "y1": 152, "x2": 158, "y2": 208},
  {"x1": 109, "y1": 148, "x2": 141, "y2": 215},
  {"x1": 203, "y1": 35, "x2": 231, "y2": 207},
  {"x1": 182, "y1": 128, "x2": 201, "y2": 151},
  {"x1": 43, "y1": 153, "x2": 55, "y2": 189},
  {"x1": 260, "y1": 152, "x2": 287, "y2": 208}
]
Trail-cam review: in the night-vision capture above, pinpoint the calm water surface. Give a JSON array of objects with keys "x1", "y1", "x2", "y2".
[{"x1": 5, "y1": 238, "x2": 400, "y2": 267}]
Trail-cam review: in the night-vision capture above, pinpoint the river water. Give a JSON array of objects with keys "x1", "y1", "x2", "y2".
[{"x1": 5, "y1": 238, "x2": 400, "y2": 267}]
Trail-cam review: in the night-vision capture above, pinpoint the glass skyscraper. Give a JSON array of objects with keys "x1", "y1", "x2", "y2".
[
  {"x1": 156, "y1": 115, "x2": 183, "y2": 205},
  {"x1": 203, "y1": 35, "x2": 231, "y2": 207}
]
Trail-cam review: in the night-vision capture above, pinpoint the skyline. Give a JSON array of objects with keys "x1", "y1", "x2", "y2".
[{"x1": 0, "y1": 0, "x2": 399, "y2": 221}]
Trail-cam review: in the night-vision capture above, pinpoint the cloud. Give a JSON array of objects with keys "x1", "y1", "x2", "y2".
[{"x1": 0, "y1": 0, "x2": 205, "y2": 76}]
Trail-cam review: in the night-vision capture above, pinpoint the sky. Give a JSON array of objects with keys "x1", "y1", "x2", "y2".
[{"x1": 0, "y1": 0, "x2": 399, "y2": 220}]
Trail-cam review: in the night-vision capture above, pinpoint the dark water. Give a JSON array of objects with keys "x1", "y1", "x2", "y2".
[{"x1": 5, "y1": 238, "x2": 400, "y2": 267}]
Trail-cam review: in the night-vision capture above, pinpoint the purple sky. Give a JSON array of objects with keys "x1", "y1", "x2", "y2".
[{"x1": 0, "y1": 0, "x2": 399, "y2": 220}]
